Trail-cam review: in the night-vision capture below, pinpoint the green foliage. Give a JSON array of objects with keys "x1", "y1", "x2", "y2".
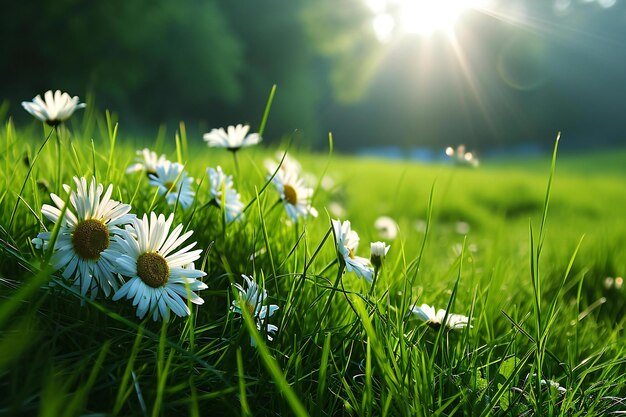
[{"x1": 2, "y1": 0, "x2": 243, "y2": 124}]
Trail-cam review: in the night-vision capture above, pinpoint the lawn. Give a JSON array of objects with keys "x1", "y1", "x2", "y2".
[{"x1": 1, "y1": 111, "x2": 625, "y2": 416}]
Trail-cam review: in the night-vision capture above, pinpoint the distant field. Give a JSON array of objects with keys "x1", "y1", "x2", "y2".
[{"x1": 1, "y1": 118, "x2": 624, "y2": 416}]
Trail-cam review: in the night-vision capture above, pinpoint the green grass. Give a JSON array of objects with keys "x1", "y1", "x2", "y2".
[{"x1": 0, "y1": 112, "x2": 625, "y2": 416}]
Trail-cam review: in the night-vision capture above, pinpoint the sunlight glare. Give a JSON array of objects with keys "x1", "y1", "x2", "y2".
[
  {"x1": 368, "y1": 0, "x2": 489, "y2": 39},
  {"x1": 398, "y1": 0, "x2": 485, "y2": 35},
  {"x1": 373, "y1": 13, "x2": 396, "y2": 42}
]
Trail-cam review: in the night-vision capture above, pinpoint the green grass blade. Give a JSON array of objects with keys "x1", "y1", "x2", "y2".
[{"x1": 258, "y1": 84, "x2": 277, "y2": 137}]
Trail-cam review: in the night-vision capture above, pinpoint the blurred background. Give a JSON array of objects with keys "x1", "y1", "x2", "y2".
[{"x1": 2, "y1": 0, "x2": 625, "y2": 155}]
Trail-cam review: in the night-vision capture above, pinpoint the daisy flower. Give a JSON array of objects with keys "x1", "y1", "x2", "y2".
[
  {"x1": 370, "y1": 241, "x2": 390, "y2": 270},
  {"x1": 268, "y1": 164, "x2": 318, "y2": 223},
  {"x1": 149, "y1": 161, "x2": 195, "y2": 209},
  {"x1": 31, "y1": 177, "x2": 134, "y2": 298},
  {"x1": 112, "y1": 213, "x2": 207, "y2": 321},
  {"x1": 266, "y1": 152, "x2": 321, "y2": 199},
  {"x1": 126, "y1": 148, "x2": 168, "y2": 176},
  {"x1": 374, "y1": 216, "x2": 398, "y2": 240},
  {"x1": 231, "y1": 275, "x2": 279, "y2": 346},
  {"x1": 264, "y1": 151, "x2": 303, "y2": 176},
  {"x1": 207, "y1": 166, "x2": 245, "y2": 223},
  {"x1": 22, "y1": 90, "x2": 86, "y2": 125},
  {"x1": 411, "y1": 304, "x2": 472, "y2": 330},
  {"x1": 203, "y1": 124, "x2": 261, "y2": 151},
  {"x1": 332, "y1": 219, "x2": 374, "y2": 282},
  {"x1": 539, "y1": 378, "x2": 567, "y2": 395}
]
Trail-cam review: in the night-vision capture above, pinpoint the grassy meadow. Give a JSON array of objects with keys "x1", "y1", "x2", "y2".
[{"x1": 1, "y1": 110, "x2": 625, "y2": 416}]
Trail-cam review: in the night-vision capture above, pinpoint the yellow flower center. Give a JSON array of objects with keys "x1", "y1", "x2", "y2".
[
  {"x1": 137, "y1": 252, "x2": 170, "y2": 288},
  {"x1": 348, "y1": 247, "x2": 356, "y2": 259},
  {"x1": 164, "y1": 181, "x2": 177, "y2": 193},
  {"x1": 283, "y1": 184, "x2": 298, "y2": 205},
  {"x1": 72, "y1": 219, "x2": 110, "y2": 260}
]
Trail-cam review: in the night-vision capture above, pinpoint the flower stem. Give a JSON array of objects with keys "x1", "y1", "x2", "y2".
[
  {"x1": 8, "y1": 125, "x2": 56, "y2": 231},
  {"x1": 55, "y1": 127, "x2": 62, "y2": 195},
  {"x1": 368, "y1": 268, "x2": 380, "y2": 298},
  {"x1": 314, "y1": 260, "x2": 345, "y2": 335},
  {"x1": 317, "y1": 258, "x2": 338, "y2": 277},
  {"x1": 232, "y1": 150, "x2": 240, "y2": 179}
]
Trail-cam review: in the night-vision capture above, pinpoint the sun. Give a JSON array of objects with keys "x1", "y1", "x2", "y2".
[
  {"x1": 367, "y1": 0, "x2": 488, "y2": 40},
  {"x1": 399, "y1": 0, "x2": 473, "y2": 35}
]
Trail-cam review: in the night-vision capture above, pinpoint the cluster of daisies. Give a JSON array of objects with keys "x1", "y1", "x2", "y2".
[
  {"x1": 24, "y1": 90, "x2": 471, "y2": 347},
  {"x1": 31, "y1": 176, "x2": 208, "y2": 321},
  {"x1": 124, "y1": 130, "x2": 320, "y2": 226},
  {"x1": 30, "y1": 174, "x2": 281, "y2": 337}
]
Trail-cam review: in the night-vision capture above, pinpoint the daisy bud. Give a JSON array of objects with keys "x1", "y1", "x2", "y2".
[{"x1": 370, "y1": 241, "x2": 390, "y2": 269}]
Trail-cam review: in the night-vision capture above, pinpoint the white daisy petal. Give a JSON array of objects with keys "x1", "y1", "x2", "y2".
[
  {"x1": 230, "y1": 275, "x2": 279, "y2": 347},
  {"x1": 148, "y1": 162, "x2": 195, "y2": 209},
  {"x1": 112, "y1": 213, "x2": 206, "y2": 321},
  {"x1": 126, "y1": 148, "x2": 169, "y2": 175},
  {"x1": 203, "y1": 124, "x2": 262, "y2": 151},
  {"x1": 22, "y1": 90, "x2": 85, "y2": 125},
  {"x1": 411, "y1": 304, "x2": 472, "y2": 330},
  {"x1": 332, "y1": 219, "x2": 375, "y2": 283},
  {"x1": 32, "y1": 176, "x2": 133, "y2": 299},
  {"x1": 207, "y1": 166, "x2": 245, "y2": 223},
  {"x1": 266, "y1": 159, "x2": 317, "y2": 223}
]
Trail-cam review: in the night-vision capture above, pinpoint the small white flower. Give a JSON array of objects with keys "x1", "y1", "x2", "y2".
[
  {"x1": 411, "y1": 304, "x2": 472, "y2": 330},
  {"x1": 248, "y1": 247, "x2": 267, "y2": 261},
  {"x1": 540, "y1": 378, "x2": 567, "y2": 395},
  {"x1": 374, "y1": 216, "x2": 398, "y2": 240},
  {"x1": 126, "y1": 148, "x2": 168, "y2": 175},
  {"x1": 328, "y1": 202, "x2": 346, "y2": 218},
  {"x1": 268, "y1": 163, "x2": 318, "y2": 223},
  {"x1": 414, "y1": 219, "x2": 428, "y2": 233},
  {"x1": 32, "y1": 177, "x2": 134, "y2": 298},
  {"x1": 203, "y1": 124, "x2": 261, "y2": 151},
  {"x1": 149, "y1": 161, "x2": 195, "y2": 209},
  {"x1": 332, "y1": 219, "x2": 374, "y2": 282},
  {"x1": 455, "y1": 221, "x2": 470, "y2": 235},
  {"x1": 370, "y1": 241, "x2": 390, "y2": 269},
  {"x1": 445, "y1": 145, "x2": 479, "y2": 167},
  {"x1": 207, "y1": 166, "x2": 244, "y2": 223},
  {"x1": 113, "y1": 213, "x2": 207, "y2": 321},
  {"x1": 452, "y1": 243, "x2": 478, "y2": 257},
  {"x1": 604, "y1": 276, "x2": 624, "y2": 290},
  {"x1": 231, "y1": 275, "x2": 279, "y2": 346},
  {"x1": 22, "y1": 90, "x2": 86, "y2": 125},
  {"x1": 320, "y1": 175, "x2": 336, "y2": 191}
]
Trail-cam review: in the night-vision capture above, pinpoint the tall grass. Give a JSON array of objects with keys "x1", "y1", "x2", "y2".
[{"x1": 0, "y1": 107, "x2": 625, "y2": 416}]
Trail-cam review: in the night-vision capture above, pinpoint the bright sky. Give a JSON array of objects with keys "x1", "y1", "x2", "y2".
[
  {"x1": 366, "y1": 0, "x2": 491, "y2": 40},
  {"x1": 365, "y1": 0, "x2": 618, "y2": 41}
]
